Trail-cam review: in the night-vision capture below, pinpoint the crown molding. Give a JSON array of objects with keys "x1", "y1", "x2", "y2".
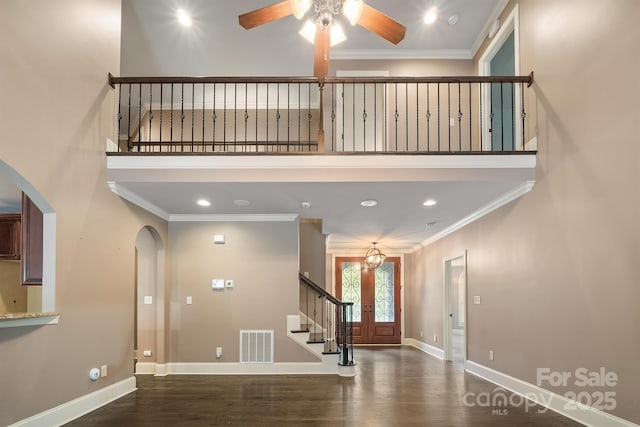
[
  {"x1": 168, "y1": 214, "x2": 299, "y2": 222},
  {"x1": 470, "y1": 0, "x2": 511, "y2": 58},
  {"x1": 332, "y1": 48, "x2": 473, "y2": 60},
  {"x1": 107, "y1": 181, "x2": 170, "y2": 220}
]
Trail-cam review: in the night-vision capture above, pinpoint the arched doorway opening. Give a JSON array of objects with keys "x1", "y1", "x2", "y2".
[{"x1": 134, "y1": 226, "x2": 165, "y2": 375}]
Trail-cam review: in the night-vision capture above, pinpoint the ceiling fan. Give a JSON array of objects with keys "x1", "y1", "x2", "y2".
[{"x1": 239, "y1": 0, "x2": 406, "y2": 78}]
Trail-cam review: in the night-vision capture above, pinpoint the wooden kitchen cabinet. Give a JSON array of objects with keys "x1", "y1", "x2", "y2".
[
  {"x1": 21, "y1": 194, "x2": 43, "y2": 285},
  {"x1": 0, "y1": 214, "x2": 21, "y2": 259}
]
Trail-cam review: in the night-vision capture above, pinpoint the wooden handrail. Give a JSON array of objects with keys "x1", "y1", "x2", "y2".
[
  {"x1": 299, "y1": 272, "x2": 342, "y2": 306},
  {"x1": 109, "y1": 72, "x2": 534, "y2": 87}
]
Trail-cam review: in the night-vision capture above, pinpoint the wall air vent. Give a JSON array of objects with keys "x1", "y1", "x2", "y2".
[{"x1": 240, "y1": 330, "x2": 274, "y2": 363}]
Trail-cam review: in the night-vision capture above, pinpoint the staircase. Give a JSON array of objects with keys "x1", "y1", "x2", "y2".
[{"x1": 288, "y1": 273, "x2": 355, "y2": 376}]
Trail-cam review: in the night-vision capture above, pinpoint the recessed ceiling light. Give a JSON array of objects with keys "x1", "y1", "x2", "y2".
[
  {"x1": 448, "y1": 14, "x2": 459, "y2": 26},
  {"x1": 197, "y1": 199, "x2": 211, "y2": 207},
  {"x1": 423, "y1": 8, "x2": 438, "y2": 25},
  {"x1": 423, "y1": 199, "x2": 437, "y2": 207},
  {"x1": 360, "y1": 199, "x2": 378, "y2": 207},
  {"x1": 177, "y1": 9, "x2": 192, "y2": 27},
  {"x1": 233, "y1": 199, "x2": 251, "y2": 207}
]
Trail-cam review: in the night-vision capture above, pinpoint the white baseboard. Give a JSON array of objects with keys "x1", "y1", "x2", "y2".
[
  {"x1": 10, "y1": 377, "x2": 136, "y2": 427},
  {"x1": 466, "y1": 361, "x2": 638, "y2": 427},
  {"x1": 403, "y1": 338, "x2": 445, "y2": 360},
  {"x1": 135, "y1": 362, "x2": 168, "y2": 376},
  {"x1": 164, "y1": 360, "x2": 338, "y2": 375}
]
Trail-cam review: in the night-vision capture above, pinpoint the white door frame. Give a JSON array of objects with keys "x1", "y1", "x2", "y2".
[
  {"x1": 478, "y1": 4, "x2": 522, "y2": 151},
  {"x1": 443, "y1": 251, "x2": 467, "y2": 362}
]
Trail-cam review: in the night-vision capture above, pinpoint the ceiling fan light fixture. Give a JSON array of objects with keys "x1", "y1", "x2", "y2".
[
  {"x1": 330, "y1": 23, "x2": 347, "y2": 46},
  {"x1": 299, "y1": 19, "x2": 317, "y2": 43},
  {"x1": 290, "y1": 0, "x2": 312, "y2": 19},
  {"x1": 342, "y1": 0, "x2": 364, "y2": 25}
]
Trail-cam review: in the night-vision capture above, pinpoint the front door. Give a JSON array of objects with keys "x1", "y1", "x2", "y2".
[{"x1": 336, "y1": 257, "x2": 401, "y2": 344}]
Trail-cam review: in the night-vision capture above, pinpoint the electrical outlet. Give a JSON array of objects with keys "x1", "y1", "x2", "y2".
[
  {"x1": 216, "y1": 347, "x2": 223, "y2": 359},
  {"x1": 489, "y1": 350, "x2": 494, "y2": 361},
  {"x1": 449, "y1": 118, "x2": 455, "y2": 127},
  {"x1": 434, "y1": 335, "x2": 438, "y2": 343},
  {"x1": 474, "y1": 295, "x2": 481, "y2": 305},
  {"x1": 420, "y1": 331, "x2": 423, "y2": 338},
  {"x1": 100, "y1": 365, "x2": 108, "y2": 377},
  {"x1": 186, "y1": 296, "x2": 193, "y2": 305},
  {"x1": 212, "y1": 279, "x2": 224, "y2": 290},
  {"x1": 143, "y1": 350, "x2": 152, "y2": 357}
]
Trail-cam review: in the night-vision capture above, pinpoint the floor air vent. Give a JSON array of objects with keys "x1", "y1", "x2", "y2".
[{"x1": 240, "y1": 330, "x2": 274, "y2": 363}]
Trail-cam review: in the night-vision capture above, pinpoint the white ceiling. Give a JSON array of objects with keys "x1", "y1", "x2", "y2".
[
  {"x1": 108, "y1": 155, "x2": 536, "y2": 250},
  {"x1": 121, "y1": 0, "x2": 506, "y2": 76}
]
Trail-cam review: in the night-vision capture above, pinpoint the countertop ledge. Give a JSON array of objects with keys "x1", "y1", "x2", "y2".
[{"x1": 0, "y1": 312, "x2": 59, "y2": 327}]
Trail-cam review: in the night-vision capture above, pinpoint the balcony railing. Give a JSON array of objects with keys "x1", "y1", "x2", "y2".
[{"x1": 108, "y1": 73, "x2": 534, "y2": 155}]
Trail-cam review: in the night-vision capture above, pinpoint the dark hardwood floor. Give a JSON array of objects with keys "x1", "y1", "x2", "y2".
[{"x1": 66, "y1": 347, "x2": 582, "y2": 426}]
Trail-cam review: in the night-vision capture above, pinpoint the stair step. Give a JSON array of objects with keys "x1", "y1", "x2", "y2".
[
  {"x1": 322, "y1": 350, "x2": 340, "y2": 355},
  {"x1": 290, "y1": 329, "x2": 310, "y2": 334},
  {"x1": 307, "y1": 339, "x2": 326, "y2": 344},
  {"x1": 307, "y1": 332, "x2": 325, "y2": 344}
]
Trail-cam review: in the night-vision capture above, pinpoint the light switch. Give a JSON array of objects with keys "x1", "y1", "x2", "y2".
[
  {"x1": 144, "y1": 296, "x2": 153, "y2": 305},
  {"x1": 212, "y1": 279, "x2": 224, "y2": 290},
  {"x1": 186, "y1": 296, "x2": 193, "y2": 305},
  {"x1": 474, "y1": 295, "x2": 481, "y2": 305},
  {"x1": 143, "y1": 350, "x2": 152, "y2": 357},
  {"x1": 213, "y1": 234, "x2": 225, "y2": 244}
]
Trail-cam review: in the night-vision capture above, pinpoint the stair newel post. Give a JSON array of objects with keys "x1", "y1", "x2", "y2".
[{"x1": 317, "y1": 81, "x2": 325, "y2": 152}]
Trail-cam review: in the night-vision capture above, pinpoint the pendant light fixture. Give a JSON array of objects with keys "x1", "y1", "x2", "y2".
[{"x1": 364, "y1": 242, "x2": 386, "y2": 270}]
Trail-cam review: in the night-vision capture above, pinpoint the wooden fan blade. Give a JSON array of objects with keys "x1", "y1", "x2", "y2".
[
  {"x1": 314, "y1": 26, "x2": 330, "y2": 78},
  {"x1": 239, "y1": 1, "x2": 293, "y2": 30},
  {"x1": 357, "y1": 4, "x2": 407, "y2": 45}
]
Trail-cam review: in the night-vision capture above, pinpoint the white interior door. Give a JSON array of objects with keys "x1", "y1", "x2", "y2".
[{"x1": 444, "y1": 252, "x2": 467, "y2": 364}]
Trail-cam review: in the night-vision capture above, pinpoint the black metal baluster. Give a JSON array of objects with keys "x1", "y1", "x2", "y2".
[
  {"x1": 276, "y1": 83, "x2": 281, "y2": 151},
  {"x1": 405, "y1": 83, "x2": 409, "y2": 151},
  {"x1": 437, "y1": 83, "x2": 441, "y2": 151},
  {"x1": 202, "y1": 84, "x2": 206, "y2": 151},
  {"x1": 148, "y1": 83, "x2": 153, "y2": 148},
  {"x1": 521, "y1": 82, "x2": 527, "y2": 151},
  {"x1": 352, "y1": 82, "x2": 355, "y2": 152},
  {"x1": 190, "y1": 83, "x2": 194, "y2": 151},
  {"x1": 458, "y1": 82, "x2": 462, "y2": 152},
  {"x1": 159, "y1": 84, "x2": 163, "y2": 148},
  {"x1": 234, "y1": 83, "x2": 237, "y2": 152},
  {"x1": 394, "y1": 83, "x2": 399, "y2": 152},
  {"x1": 426, "y1": 83, "x2": 431, "y2": 152},
  {"x1": 489, "y1": 82, "x2": 493, "y2": 152},
  {"x1": 170, "y1": 83, "x2": 174, "y2": 150},
  {"x1": 287, "y1": 83, "x2": 291, "y2": 151},
  {"x1": 180, "y1": 83, "x2": 184, "y2": 152},
  {"x1": 116, "y1": 83, "x2": 122, "y2": 152},
  {"x1": 298, "y1": 83, "x2": 301, "y2": 150},
  {"x1": 244, "y1": 83, "x2": 249, "y2": 150},
  {"x1": 212, "y1": 83, "x2": 217, "y2": 151},
  {"x1": 374, "y1": 83, "x2": 377, "y2": 152},
  {"x1": 416, "y1": 82, "x2": 419, "y2": 152},
  {"x1": 511, "y1": 82, "x2": 515, "y2": 151},
  {"x1": 138, "y1": 83, "x2": 142, "y2": 149},
  {"x1": 331, "y1": 83, "x2": 336, "y2": 151},
  {"x1": 307, "y1": 83, "x2": 312, "y2": 151},
  {"x1": 223, "y1": 84, "x2": 227, "y2": 151},
  {"x1": 255, "y1": 83, "x2": 259, "y2": 152},
  {"x1": 469, "y1": 83, "x2": 472, "y2": 152},
  {"x1": 500, "y1": 82, "x2": 504, "y2": 151},
  {"x1": 266, "y1": 84, "x2": 270, "y2": 150},
  {"x1": 363, "y1": 82, "x2": 367, "y2": 152},
  {"x1": 447, "y1": 83, "x2": 451, "y2": 151}
]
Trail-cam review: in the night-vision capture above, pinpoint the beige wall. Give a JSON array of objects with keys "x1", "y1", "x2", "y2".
[
  {"x1": 0, "y1": 1, "x2": 169, "y2": 425},
  {"x1": 405, "y1": 0, "x2": 640, "y2": 423},
  {"x1": 168, "y1": 220, "x2": 317, "y2": 363},
  {"x1": 0, "y1": 260, "x2": 26, "y2": 312},
  {"x1": 299, "y1": 219, "x2": 326, "y2": 286}
]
